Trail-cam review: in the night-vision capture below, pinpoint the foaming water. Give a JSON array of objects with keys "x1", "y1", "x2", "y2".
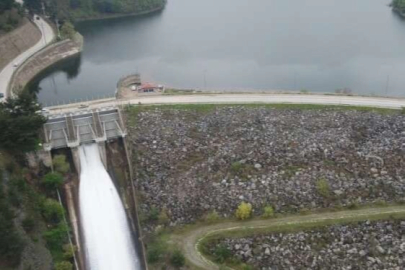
[{"x1": 79, "y1": 144, "x2": 140, "y2": 270}]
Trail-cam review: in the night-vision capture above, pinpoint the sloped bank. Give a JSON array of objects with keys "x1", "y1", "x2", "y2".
[
  {"x1": 127, "y1": 105, "x2": 405, "y2": 230},
  {"x1": 0, "y1": 19, "x2": 41, "y2": 71}
]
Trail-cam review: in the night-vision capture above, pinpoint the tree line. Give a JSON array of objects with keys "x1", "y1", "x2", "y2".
[
  {"x1": 392, "y1": 0, "x2": 405, "y2": 13},
  {"x1": 0, "y1": 0, "x2": 24, "y2": 33},
  {"x1": 24, "y1": 0, "x2": 165, "y2": 20}
]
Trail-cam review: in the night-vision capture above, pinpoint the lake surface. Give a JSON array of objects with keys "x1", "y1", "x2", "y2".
[{"x1": 32, "y1": 0, "x2": 405, "y2": 105}]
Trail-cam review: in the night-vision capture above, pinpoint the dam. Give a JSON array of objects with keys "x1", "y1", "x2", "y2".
[{"x1": 41, "y1": 105, "x2": 144, "y2": 270}]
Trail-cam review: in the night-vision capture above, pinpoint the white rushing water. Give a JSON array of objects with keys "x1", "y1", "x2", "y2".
[{"x1": 79, "y1": 144, "x2": 140, "y2": 270}]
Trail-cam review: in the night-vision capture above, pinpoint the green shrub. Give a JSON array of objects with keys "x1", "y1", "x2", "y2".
[
  {"x1": 42, "y1": 198, "x2": 64, "y2": 224},
  {"x1": 55, "y1": 261, "x2": 73, "y2": 270},
  {"x1": 231, "y1": 161, "x2": 243, "y2": 173},
  {"x1": 205, "y1": 210, "x2": 220, "y2": 222},
  {"x1": 242, "y1": 264, "x2": 254, "y2": 270},
  {"x1": 348, "y1": 202, "x2": 359, "y2": 210},
  {"x1": 22, "y1": 216, "x2": 35, "y2": 232},
  {"x1": 147, "y1": 245, "x2": 162, "y2": 263},
  {"x1": 235, "y1": 202, "x2": 252, "y2": 220},
  {"x1": 60, "y1": 21, "x2": 76, "y2": 40},
  {"x1": 146, "y1": 238, "x2": 167, "y2": 264},
  {"x1": 262, "y1": 206, "x2": 274, "y2": 218},
  {"x1": 63, "y1": 244, "x2": 76, "y2": 260},
  {"x1": 316, "y1": 178, "x2": 331, "y2": 198},
  {"x1": 158, "y1": 209, "x2": 170, "y2": 225},
  {"x1": 43, "y1": 224, "x2": 69, "y2": 250},
  {"x1": 53, "y1": 155, "x2": 70, "y2": 175},
  {"x1": 148, "y1": 207, "x2": 159, "y2": 221},
  {"x1": 213, "y1": 244, "x2": 231, "y2": 263},
  {"x1": 401, "y1": 107, "x2": 405, "y2": 115},
  {"x1": 170, "y1": 249, "x2": 185, "y2": 268},
  {"x1": 42, "y1": 172, "x2": 63, "y2": 190}
]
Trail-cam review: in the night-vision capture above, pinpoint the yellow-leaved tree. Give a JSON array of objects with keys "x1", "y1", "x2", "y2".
[{"x1": 235, "y1": 202, "x2": 252, "y2": 220}]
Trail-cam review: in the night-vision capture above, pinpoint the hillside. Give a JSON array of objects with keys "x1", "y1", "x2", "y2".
[{"x1": 0, "y1": 19, "x2": 41, "y2": 71}]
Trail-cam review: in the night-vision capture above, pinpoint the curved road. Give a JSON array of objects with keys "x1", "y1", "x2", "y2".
[
  {"x1": 172, "y1": 206, "x2": 405, "y2": 270},
  {"x1": 0, "y1": 16, "x2": 54, "y2": 99}
]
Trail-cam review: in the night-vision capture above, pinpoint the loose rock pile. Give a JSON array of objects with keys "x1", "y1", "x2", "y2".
[
  {"x1": 127, "y1": 106, "x2": 405, "y2": 225},
  {"x1": 209, "y1": 219, "x2": 405, "y2": 269}
]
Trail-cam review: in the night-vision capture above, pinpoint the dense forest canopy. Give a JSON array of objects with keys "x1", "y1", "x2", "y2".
[
  {"x1": 392, "y1": 0, "x2": 405, "y2": 12},
  {"x1": 0, "y1": 0, "x2": 23, "y2": 33}
]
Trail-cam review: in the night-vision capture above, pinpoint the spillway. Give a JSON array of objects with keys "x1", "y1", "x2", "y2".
[{"x1": 78, "y1": 144, "x2": 140, "y2": 270}]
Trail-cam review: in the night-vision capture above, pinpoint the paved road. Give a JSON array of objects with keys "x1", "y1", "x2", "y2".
[
  {"x1": 171, "y1": 206, "x2": 405, "y2": 270},
  {"x1": 0, "y1": 16, "x2": 54, "y2": 99},
  {"x1": 47, "y1": 93, "x2": 405, "y2": 115}
]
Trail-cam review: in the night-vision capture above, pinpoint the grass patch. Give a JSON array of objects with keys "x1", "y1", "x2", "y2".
[
  {"x1": 230, "y1": 162, "x2": 256, "y2": 181},
  {"x1": 282, "y1": 165, "x2": 302, "y2": 179},
  {"x1": 126, "y1": 103, "x2": 399, "y2": 118},
  {"x1": 163, "y1": 89, "x2": 198, "y2": 95}
]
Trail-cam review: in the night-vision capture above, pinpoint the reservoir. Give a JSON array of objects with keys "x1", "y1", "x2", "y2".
[{"x1": 31, "y1": 0, "x2": 405, "y2": 105}]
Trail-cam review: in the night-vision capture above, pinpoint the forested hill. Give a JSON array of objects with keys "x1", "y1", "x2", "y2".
[
  {"x1": 26, "y1": 0, "x2": 166, "y2": 21},
  {"x1": 0, "y1": 0, "x2": 24, "y2": 33},
  {"x1": 392, "y1": 0, "x2": 405, "y2": 15}
]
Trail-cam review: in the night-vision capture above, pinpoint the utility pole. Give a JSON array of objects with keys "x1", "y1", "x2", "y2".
[
  {"x1": 203, "y1": 69, "x2": 207, "y2": 89},
  {"x1": 41, "y1": 1, "x2": 45, "y2": 16},
  {"x1": 55, "y1": 18, "x2": 61, "y2": 39},
  {"x1": 40, "y1": 2, "x2": 47, "y2": 45}
]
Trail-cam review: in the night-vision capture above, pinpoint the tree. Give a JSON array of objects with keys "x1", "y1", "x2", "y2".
[
  {"x1": 170, "y1": 250, "x2": 185, "y2": 268},
  {"x1": 24, "y1": 0, "x2": 41, "y2": 13},
  {"x1": 55, "y1": 261, "x2": 73, "y2": 270},
  {"x1": 53, "y1": 155, "x2": 70, "y2": 174},
  {"x1": 43, "y1": 224, "x2": 69, "y2": 250},
  {"x1": 0, "y1": 184, "x2": 24, "y2": 266},
  {"x1": 0, "y1": 0, "x2": 15, "y2": 13},
  {"x1": 42, "y1": 172, "x2": 64, "y2": 190},
  {"x1": 60, "y1": 21, "x2": 75, "y2": 40},
  {"x1": 262, "y1": 205, "x2": 274, "y2": 218},
  {"x1": 235, "y1": 202, "x2": 252, "y2": 220},
  {"x1": 0, "y1": 91, "x2": 45, "y2": 152},
  {"x1": 393, "y1": 0, "x2": 405, "y2": 11},
  {"x1": 42, "y1": 198, "x2": 64, "y2": 224}
]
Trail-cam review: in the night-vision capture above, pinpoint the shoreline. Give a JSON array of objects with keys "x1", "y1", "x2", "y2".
[
  {"x1": 392, "y1": 6, "x2": 405, "y2": 18},
  {"x1": 73, "y1": 4, "x2": 166, "y2": 23}
]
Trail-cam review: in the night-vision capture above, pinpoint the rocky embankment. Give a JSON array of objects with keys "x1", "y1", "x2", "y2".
[
  {"x1": 127, "y1": 106, "x2": 405, "y2": 227},
  {"x1": 208, "y1": 219, "x2": 405, "y2": 270}
]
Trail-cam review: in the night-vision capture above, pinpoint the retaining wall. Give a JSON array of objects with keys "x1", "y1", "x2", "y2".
[{"x1": 9, "y1": 34, "x2": 83, "y2": 95}]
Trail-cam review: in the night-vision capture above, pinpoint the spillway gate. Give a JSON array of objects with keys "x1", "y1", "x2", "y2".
[{"x1": 42, "y1": 106, "x2": 126, "y2": 151}]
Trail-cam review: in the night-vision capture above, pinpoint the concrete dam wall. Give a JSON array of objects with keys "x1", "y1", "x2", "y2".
[{"x1": 9, "y1": 34, "x2": 83, "y2": 95}]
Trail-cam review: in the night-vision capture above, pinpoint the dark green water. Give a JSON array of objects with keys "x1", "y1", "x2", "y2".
[{"x1": 32, "y1": 0, "x2": 405, "y2": 105}]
